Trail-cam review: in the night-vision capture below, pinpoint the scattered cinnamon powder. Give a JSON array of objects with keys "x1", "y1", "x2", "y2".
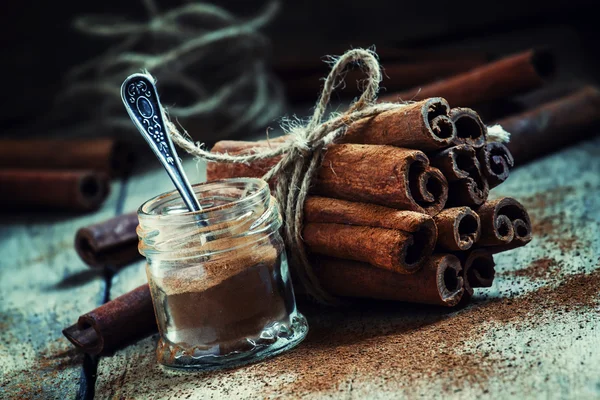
[
  {"x1": 518, "y1": 186, "x2": 575, "y2": 212},
  {"x1": 504, "y1": 257, "x2": 561, "y2": 279},
  {"x1": 516, "y1": 187, "x2": 586, "y2": 253},
  {"x1": 237, "y1": 268, "x2": 600, "y2": 397}
]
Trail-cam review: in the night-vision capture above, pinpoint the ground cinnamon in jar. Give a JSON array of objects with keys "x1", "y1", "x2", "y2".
[{"x1": 138, "y1": 178, "x2": 307, "y2": 369}]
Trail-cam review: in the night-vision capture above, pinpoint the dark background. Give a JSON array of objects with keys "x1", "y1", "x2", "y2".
[{"x1": 1, "y1": 0, "x2": 598, "y2": 136}]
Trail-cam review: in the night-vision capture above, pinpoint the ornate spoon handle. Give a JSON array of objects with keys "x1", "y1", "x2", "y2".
[{"x1": 121, "y1": 73, "x2": 202, "y2": 212}]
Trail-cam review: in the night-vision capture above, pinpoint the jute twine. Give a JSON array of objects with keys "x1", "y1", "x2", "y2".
[
  {"x1": 56, "y1": 0, "x2": 284, "y2": 140},
  {"x1": 166, "y1": 48, "x2": 404, "y2": 302}
]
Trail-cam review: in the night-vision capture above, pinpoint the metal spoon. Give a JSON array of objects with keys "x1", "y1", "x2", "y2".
[{"x1": 121, "y1": 73, "x2": 202, "y2": 212}]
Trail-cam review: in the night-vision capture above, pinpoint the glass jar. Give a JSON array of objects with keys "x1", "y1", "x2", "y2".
[{"x1": 137, "y1": 178, "x2": 308, "y2": 370}]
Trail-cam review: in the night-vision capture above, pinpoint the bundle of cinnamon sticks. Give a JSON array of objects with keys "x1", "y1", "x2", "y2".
[
  {"x1": 206, "y1": 97, "x2": 531, "y2": 306},
  {"x1": 64, "y1": 47, "x2": 600, "y2": 356},
  {"x1": 63, "y1": 96, "x2": 533, "y2": 355}
]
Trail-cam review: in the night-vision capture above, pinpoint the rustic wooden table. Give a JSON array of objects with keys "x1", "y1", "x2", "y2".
[{"x1": 2, "y1": 137, "x2": 599, "y2": 400}]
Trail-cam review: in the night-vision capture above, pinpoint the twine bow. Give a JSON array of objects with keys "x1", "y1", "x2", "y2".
[{"x1": 168, "y1": 48, "x2": 407, "y2": 302}]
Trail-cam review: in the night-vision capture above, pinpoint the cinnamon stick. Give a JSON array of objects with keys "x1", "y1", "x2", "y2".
[
  {"x1": 430, "y1": 145, "x2": 489, "y2": 207},
  {"x1": 303, "y1": 197, "x2": 437, "y2": 273},
  {"x1": 433, "y1": 207, "x2": 481, "y2": 251},
  {"x1": 476, "y1": 197, "x2": 532, "y2": 249},
  {"x1": 497, "y1": 86, "x2": 600, "y2": 165},
  {"x1": 209, "y1": 143, "x2": 449, "y2": 215},
  {"x1": 315, "y1": 254, "x2": 464, "y2": 307},
  {"x1": 304, "y1": 224, "x2": 425, "y2": 274},
  {"x1": 304, "y1": 196, "x2": 436, "y2": 234},
  {"x1": 0, "y1": 169, "x2": 110, "y2": 212},
  {"x1": 380, "y1": 49, "x2": 555, "y2": 107},
  {"x1": 209, "y1": 98, "x2": 456, "y2": 158},
  {"x1": 449, "y1": 108, "x2": 487, "y2": 148},
  {"x1": 283, "y1": 59, "x2": 487, "y2": 100},
  {"x1": 63, "y1": 284, "x2": 156, "y2": 355},
  {"x1": 457, "y1": 249, "x2": 496, "y2": 297},
  {"x1": 315, "y1": 145, "x2": 448, "y2": 214},
  {"x1": 0, "y1": 138, "x2": 135, "y2": 177},
  {"x1": 75, "y1": 212, "x2": 141, "y2": 268},
  {"x1": 476, "y1": 142, "x2": 514, "y2": 189},
  {"x1": 339, "y1": 98, "x2": 456, "y2": 151}
]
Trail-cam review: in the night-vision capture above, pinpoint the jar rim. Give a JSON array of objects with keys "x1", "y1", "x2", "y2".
[{"x1": 137, "y1": 178, "x2": 270, "y2": 225}]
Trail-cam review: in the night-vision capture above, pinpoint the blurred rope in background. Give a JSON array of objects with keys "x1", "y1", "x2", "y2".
[{"x1": 53, "y1": 0, "x2": 285, "y2": 141}]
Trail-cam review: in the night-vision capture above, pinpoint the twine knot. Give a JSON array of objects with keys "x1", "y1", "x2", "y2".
[{"x1": 168, "y1": 48, "x2": 406, "y2": 302}]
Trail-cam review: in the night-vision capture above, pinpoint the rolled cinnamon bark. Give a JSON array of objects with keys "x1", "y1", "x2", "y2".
[
  {"x1": 476, "y1": 142, "x2": 514, "y2": 189},
  {"x1": 380, "y1": 49, "x2": 555, "y2": 107},
  {"x1": 0, "y1": 169, "x2": 110, "y2": 212},
  {"x1": 339, "y1": 98, "x2": 457, "y2": 151},
  {"x1": 75, "y1": 212, "x2": 141, "y2": 268},
  {"x1": 283, "y1": 59, "x2": 488, "y2": 100},
  {"x1": 63, "y1": 285, "x2": 156, "y2": 355},
  {"x1": 304, "y1": 223, "x2": 427, "y2": 274},
  {"x1": 430, "y1": 145, "x2": 489, "y2": 207},
  {"x1": 449, "y1": 108, "x2": 487, "y2": 148},
  {"x1": 315, "y1": 145, "x2": 448, "y2": 214},
  {"x1": 476, "y1": 197, "x2": 532, "y2": 249},
  {"x1": 497, "y1": 86, "x2": 600, "y2": 165},
  {"x1": 304, "y1": 196, "x2": 436, "y2": 233},
  {"x1": 433, "y1": 207, "x2": 481, "y2": 251},
  {"x1": 208, "y1": 143, "x2": 449, "y2": 215},
  {"x1": 0, "y1": 138, "x2": 135, "y2": 177},
  {"x1": 209, "y1": 97, "x2": 456, "y2": 163},
  {"x1": 315, "y1": 254, "x2": 464, "y2": 307},
  {"x1": 457, "y1": 249, "x2": 496, "y2": 297}
]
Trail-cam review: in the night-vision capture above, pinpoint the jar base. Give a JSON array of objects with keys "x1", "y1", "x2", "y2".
[{"x1": 157, "y1": 313, "x2": 308, "y2": 371}]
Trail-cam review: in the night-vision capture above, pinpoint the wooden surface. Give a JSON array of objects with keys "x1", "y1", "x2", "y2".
[{"x1": 2, "y1": 139, "x2": 600, "y2": 399}]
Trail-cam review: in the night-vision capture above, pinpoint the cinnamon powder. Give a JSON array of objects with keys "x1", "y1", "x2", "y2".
[{"x1": 241, "y1": 267, "x2": 600, "y2": 396}]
